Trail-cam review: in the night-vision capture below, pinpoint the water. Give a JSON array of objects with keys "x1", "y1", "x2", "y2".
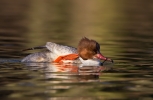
[{"x1": 0, "y1": 0, "x2": 153, "y2": 100}]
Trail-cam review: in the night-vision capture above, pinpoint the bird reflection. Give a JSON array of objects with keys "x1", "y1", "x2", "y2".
[{"x1": 24, "y1": 62, "x2": 111, "y2": 82}]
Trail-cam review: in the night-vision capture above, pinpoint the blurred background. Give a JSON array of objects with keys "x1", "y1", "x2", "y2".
[
  {"x1": 0, "y1": 0, "x2": 153, "y2": 59},
  {"x1": 0, "y1": 0, "x2": 153, "y2": 100}
]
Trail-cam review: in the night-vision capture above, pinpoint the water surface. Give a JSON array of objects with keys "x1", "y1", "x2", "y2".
[{"x1": 0, "y1": 1, "x2": 153, "y2": 100}]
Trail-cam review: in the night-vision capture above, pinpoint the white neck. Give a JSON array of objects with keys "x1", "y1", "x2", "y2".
[{"x1": 79, "y1": 57, "x2": 102, "y2": 67}]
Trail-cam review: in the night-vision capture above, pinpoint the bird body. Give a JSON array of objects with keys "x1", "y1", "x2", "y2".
[{"x1": 21, "y1": 37, "x2": 113, "y2": 66}]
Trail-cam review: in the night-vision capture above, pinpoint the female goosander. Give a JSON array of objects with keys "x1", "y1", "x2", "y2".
[{"x1": 21, "y1": 37, "x2": 113, "y2": 66}]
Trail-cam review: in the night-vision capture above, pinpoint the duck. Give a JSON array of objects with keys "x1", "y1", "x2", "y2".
[{"x1": 21, "y1": 37, "x2": 113, "y2": 66}]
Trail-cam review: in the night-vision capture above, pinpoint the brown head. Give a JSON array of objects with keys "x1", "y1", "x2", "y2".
[{"x1": 77, "y1": 37, "x2": 113, "y2": 62}]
